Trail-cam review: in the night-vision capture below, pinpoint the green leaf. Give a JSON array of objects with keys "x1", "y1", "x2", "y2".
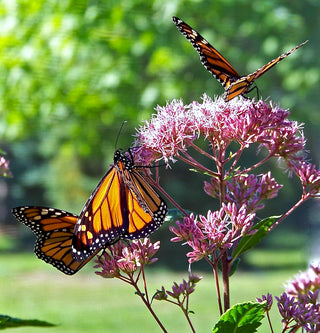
[
  {"x1": 223, "y1": 167, "x2": 242, "y2": 181},
  {"x1": 233, "y1": 216, "x2": 280, "y2": 260},
  {"x1": 0, "y1": 314, "x2": 55, "y2": 329},
  {"x1": 189, "y1": 168, "x2": 214, "y2": 177},
  {"x1": 212, "y1": 302, "x2": 265, "y2": 333},
  {"x1": 229, "y1": 257, "x2": 241, "y2": 276}
]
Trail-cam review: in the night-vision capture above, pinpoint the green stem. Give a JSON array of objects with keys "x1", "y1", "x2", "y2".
[
  {"x1": 266, "y1": 311, "x2": 274, "y2": 333},
  {"x1": 182, "y1": 308, "x2": 196, "y2": 333},
  {"x1": 129, "y1": 275, "x2": 168, "y2": 333},
  {"x1": 221, "y1": 253, "x2": 230, "y2": 311},
  {"x1": 211, "y1": 260, "x2": 223, "y2": 315}
]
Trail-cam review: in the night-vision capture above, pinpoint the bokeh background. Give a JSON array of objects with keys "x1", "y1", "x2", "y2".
[{"x1": 0, "y1": 0, "x2": 319, "y2": 332}]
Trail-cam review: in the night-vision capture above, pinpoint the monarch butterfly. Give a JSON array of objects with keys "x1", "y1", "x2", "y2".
[
  {"x1": 172, "y1": 16, "x2": 308, "y2": 101},
  {"x1": 11, "y1": 206, "x2": 98, "y2": 275},
  {"x1": 71, "y1": 149, "x2": 167, "y2": 261}
]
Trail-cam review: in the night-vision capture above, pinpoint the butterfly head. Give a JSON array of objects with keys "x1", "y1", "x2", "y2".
[{"x1": 113, "y1": 149, "x2": 134, "y2": 172}]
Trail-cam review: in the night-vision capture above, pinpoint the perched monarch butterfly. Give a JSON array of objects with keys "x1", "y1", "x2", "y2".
[
  {"x1": 71, "y1": 149, "x2": 167, "y2": 261},
  {"x1": 172, "y1": 16, "x2": 308, "y2": 101},
  {"x1": 11, "y1": 206, "x2": 98, "y2": 275}
]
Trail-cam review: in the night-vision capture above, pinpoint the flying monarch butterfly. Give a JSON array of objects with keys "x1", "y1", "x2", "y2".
[
  {"x1": 11, "y1": 206, "x2": 98, "y2": 275},
  {"x1": 71, "y1": 149, "x2": 168, "y2": 261},
  {"x1": 172, "y1": 16, "x2": 308, "y2": 101}
]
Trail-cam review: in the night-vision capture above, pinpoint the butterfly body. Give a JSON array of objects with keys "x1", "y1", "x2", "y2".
[
  {"x1": 12, "y1": 206, "x2": 98, "y2": 275},
  {"x1": 71, "y1": 149, "x2": 167, "y2": 261},
  {"x1": 172, "y1": 16, "x2": 308, "y2": 101}
]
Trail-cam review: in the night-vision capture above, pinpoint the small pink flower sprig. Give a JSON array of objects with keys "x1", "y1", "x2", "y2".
[
  {"x1": 95, "y1": 238, "x2": 179, "y2": 332},
  {"x1": 135, "y1": 94, "x2": 320, "y2": 314},
  {"x1": 94, "y1": 238, "x2": 201, "y2": 332},
  {"x1": 154, "y1": 274, "x2": 202, "y2": 333},
  {"x1": 257, "y1": 264, "x2": 320, "y2": 333},
  {"x1": 0, "y1": 153, "x2": 11, "y2": 178}
]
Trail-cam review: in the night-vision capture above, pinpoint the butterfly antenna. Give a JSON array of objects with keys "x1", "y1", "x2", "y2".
[{"x1": 115, "y1": 121, "x2": 128, "y2": 150}]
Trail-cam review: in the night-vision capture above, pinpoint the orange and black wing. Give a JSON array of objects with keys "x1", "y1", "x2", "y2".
[
  {"x1": 224, "y1": 40, "x2": 308, "y2": 101},
  {"x1": 71, "y1": 162, "x2": 128, "y2": 261},
  {"x1": 172, "y1": 16, "x2": 240, "y2": 90},
  {"x1": 12, "y1": 206, "x2": 99, "y2": 275},
  {"x1": 71, "y1": 150, "x2": 167, "y2": 261},
  {"x1": 173, "y1": 16, "x2": 308, "y2": 101},
  {"x1": 120, "y1": 168, "x2": 167, "y2": 240}
]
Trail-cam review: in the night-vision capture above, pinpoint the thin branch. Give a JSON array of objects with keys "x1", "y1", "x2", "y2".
[
  {"x1": 128, "y1": 275, "x2": 168, "y2": 333},
  {"x1": 189, "y1": 141, "x2": 217, "y2": 162},
  {"x1": 224, "y1": 145, "x2": 246, "y2": 178},
  {"x1": 266, "y1": 311, "x2": 274, "y2": 333},
  {"x1": 268, "y1": 195, "x2": 309, "y2": 232},
  {"x1": 241, "y1": 151, "x2": 274, "y2": 174},
  {"x1": 179, "y1": 151, "x2": 218, "y2": 177}
]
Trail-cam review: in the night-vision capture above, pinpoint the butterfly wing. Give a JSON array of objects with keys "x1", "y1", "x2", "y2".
[
  {"x1": 224, "y1": 40, "x2": 308, "y2": 101},
  {"x1": 71, "y1": 165, "x2": 128, "y2": 261},
  {"x1": 172, "y1": 16, "x2": 240, "y2": 89},
  {"x1": 72, "y1": 150, "x2": 167, "y2": 261},
  {"x1": 121, "y1": 168, "x2": 167, "y2": 240},
  {"x1": 12, "y1": 206, "x2": 98, "y2": 275},
  {"x1": 173, "y1": 16, "x2": 308, "y2": 101}
]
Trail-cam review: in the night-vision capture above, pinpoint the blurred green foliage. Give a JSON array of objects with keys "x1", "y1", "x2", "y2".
[{"x1": 1, "y1": 0, "x2": 319, "y2": 240}]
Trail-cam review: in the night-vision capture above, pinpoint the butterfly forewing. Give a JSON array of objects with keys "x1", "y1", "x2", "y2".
[
  {"x1": 12, "y1": 206, "x2": 98, "y2": 275},
  {"x1": 173, "y1": 16, "x2": 308, "y2": 101},
  {"x1": 248, "y1": 40, "x2": 308, "y2": 82},
  {"x1": 172, "y1": 16, "x2": 240, "y2": 88},
  {"x1": 71, "y1": 166, "x2": 128, "y2": 261}
]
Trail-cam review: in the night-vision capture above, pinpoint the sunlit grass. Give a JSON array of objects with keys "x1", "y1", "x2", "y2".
[
  {"x1": 0, "y1": 251, "x2": 308, "y2": 332},
  {"x1": 244, "y1": 247, "x2": 307, "y2": 271}
]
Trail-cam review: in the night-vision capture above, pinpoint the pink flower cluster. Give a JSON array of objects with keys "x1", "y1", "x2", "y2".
[
  {"x1": 94, "y1": 238, "x2": 160, "y2": 278},
  {"x1": 136, "y1": 95, "x2": 305, "y2": 164},
  {"x1": 289, "y1": 161, "x2": 320, "y2": 196},
  {"x1": 276, "y1": 291, "x2": 320, "y2": 332},
  {"x1": 154, "y1": 273, "x2": 201, "y2": 301},
  {"x1": 286, "y1": 264, "x2": 320, "y2": 297},
  {"x1": 136, "y1": 98, "x2": 197, "y2": 163},
  {"x1": 205, "y1": 172, "x2": 283, "y2": 212},
  {"x1": 170, "y1": 203, "x2": 255, "y2": 263},
  {"x1": 258, "y1": 264, "x2": 320, "y2": 332}
]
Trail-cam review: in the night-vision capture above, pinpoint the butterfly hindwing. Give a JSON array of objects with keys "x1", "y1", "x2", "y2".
[
  {"x1": 121, "y1": 169, "x2": 167, "y2": 240},
  {"x1": 173, "y1": 16, "x2": 308, "y2": 101},
  {"x1": 12, "y1": 206, "x2": 98, "y2": 275},
  {"x1": 71, "y1": 150, "x2": 167, "y2": 261}
]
